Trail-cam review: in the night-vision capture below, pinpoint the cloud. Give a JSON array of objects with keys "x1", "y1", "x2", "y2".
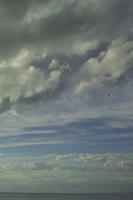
[
  {"x1": 0, "y1": 35, "x2": 132, "y2": 113},
  {"x1": 0, "y1": 0, "x2": 132, "y2": 56},
  {"x1": 0, "y1": 49, "x2": 62, "y2": 105},
  {"x1": 0, "y1": 153, "x2": 133, "y2": 192},
  {"x1": 75, "y1": 36, "x2": 133, "y2": 94},
  {"x1": 0, "y1": 152, "x2": 133, "y2": 171},
  {"x1": 0, "y1": 140, "x2": 63, "y2": 148},
  {"x1": 52, "y1": 153, "x2": 133, "y2": 171},
  {"x1": 0, "y1": 0, "x2": 132, "y2": 113}
]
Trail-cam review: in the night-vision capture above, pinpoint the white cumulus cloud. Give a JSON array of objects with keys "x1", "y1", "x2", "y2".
[
  {"x1": 0, "y1": 49, "x2": 61, "y2": 103},
  {"x1": 75, "y1": 36, "x2": 133, "y2": 94}
]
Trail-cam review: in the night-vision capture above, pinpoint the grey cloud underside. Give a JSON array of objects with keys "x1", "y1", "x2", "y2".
[
  {"x1": 0, "y1": 0, "x2": 133, "y2": 112},
  {"x1": 0, "y1": 0, "x2": 132, "y2": 54}
]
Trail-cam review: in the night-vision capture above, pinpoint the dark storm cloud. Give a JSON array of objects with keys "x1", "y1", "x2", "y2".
[
  {"x1": 0, "y1": 0, "x2": 132, "y2": 56},
  {"x1": 0, "y1": 0, "x2": 31, "y2": 20},
  {"x1": 37, "y1": 0, "x2": 132, "y2": 42},
  {"x1": 0, "y1": 0, "x2": 50, "y2": 20}
]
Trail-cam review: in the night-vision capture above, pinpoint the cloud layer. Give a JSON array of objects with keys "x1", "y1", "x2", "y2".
[
  {"x1": 0, "y1": 0, "x2": 132, "y2": 113},
  {"x1": 0, "y1": 153, "x2": 133, "y2": 192}
]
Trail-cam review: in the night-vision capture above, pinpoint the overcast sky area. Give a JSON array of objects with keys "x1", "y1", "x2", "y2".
[{"x1": 0, "y1": 0, "x2": 133, "y2": 193}]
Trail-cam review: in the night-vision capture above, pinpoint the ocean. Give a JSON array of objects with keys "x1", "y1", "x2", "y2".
[{"x1": 0, "y1": 193, "x2": 132, "y2": 200}]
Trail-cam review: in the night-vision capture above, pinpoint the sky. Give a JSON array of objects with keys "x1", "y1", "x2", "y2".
[{"x1": 0, "y1": 0, "x2": 133, "y2": 193}]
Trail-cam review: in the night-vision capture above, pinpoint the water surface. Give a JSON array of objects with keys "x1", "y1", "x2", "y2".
[{"x1": 0, "y1": 193, "x2": 132, "y2": 200}]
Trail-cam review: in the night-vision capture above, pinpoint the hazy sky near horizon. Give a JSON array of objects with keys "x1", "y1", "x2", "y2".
[{"x1": 0, "y1": 0, "x2": 133, "y2": 193}]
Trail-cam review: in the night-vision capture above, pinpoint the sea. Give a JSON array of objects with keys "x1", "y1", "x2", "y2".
[{"x1": 0, "y1": 193, "x2": 132, "y2": 200}]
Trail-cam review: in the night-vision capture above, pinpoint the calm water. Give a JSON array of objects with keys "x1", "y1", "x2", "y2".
[{"x1": 0, "y1": 193, "x2": 132, "y2": 200}]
